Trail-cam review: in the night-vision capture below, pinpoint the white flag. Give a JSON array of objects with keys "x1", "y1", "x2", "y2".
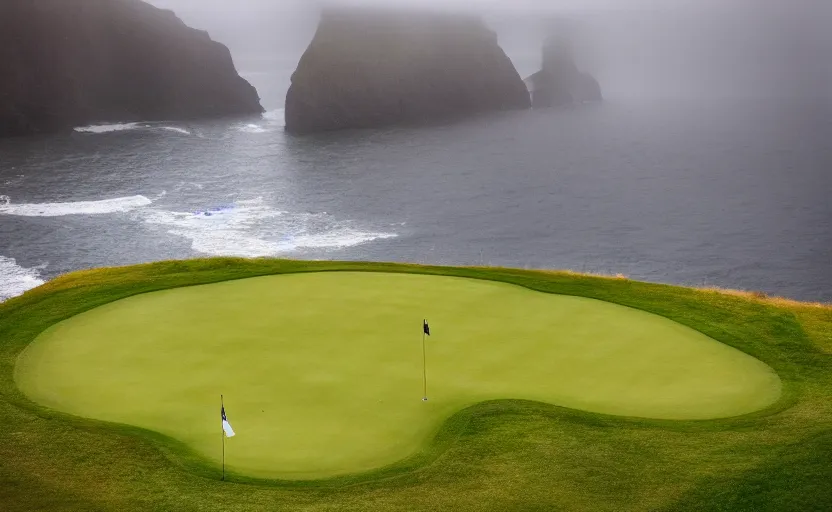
[{"x1": 221, "y1": 405, "x2": 235, "y2": 437}]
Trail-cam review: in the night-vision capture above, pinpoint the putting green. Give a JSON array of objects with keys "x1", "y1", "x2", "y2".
[{"x1": 15, "y1": 272, "x2": 781, "y2": 479}]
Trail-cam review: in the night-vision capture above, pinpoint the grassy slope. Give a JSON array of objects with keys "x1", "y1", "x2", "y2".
[
  {"x1": 15, "y1": 272, "x2": 780, "y2": 479},
  {"x1": 1, "y1": 258, "x2": 830, "y2": 511}
]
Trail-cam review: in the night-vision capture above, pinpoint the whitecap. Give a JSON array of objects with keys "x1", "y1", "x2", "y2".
[
  {"x1": 181, "y1": 227, "x2": 397, "y2": 258},
  {"x1": 159, "y1": 126, "x2": 191, "y2": 135},
  {"x1": 290, "y1": 229, "x2": 398, "y2": 250},
  {"x1": 236, "y1": 123, "x2": 270, "y2": 134},
  {"x1": 0, "y1": 256, "x2": 45, "y2": 302},
  {"x1": 140, "y1": 198, "x2": 397, "y2": 258},
  {"x1": 0, "y1": 195, "x2": 152, "y2": 217},
  {"x1": 75, "y1": 122, "x2": 192, "y2": 136},
  {"x1": 74, "y1": 123, "x2": 144, "y2": 134}
]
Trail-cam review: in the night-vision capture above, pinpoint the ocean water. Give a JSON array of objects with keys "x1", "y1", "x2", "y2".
[{"x1": 1, "y1": 61, "x2": 830, "y2": 303}]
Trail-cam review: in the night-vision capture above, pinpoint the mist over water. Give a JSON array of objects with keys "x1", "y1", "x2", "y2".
[
  {"x1": 149, "y1": 0, "x2": 832, "y2": 102},
  {"x1": 1, "y1": 0, "x2": 830, "y2": 302}
]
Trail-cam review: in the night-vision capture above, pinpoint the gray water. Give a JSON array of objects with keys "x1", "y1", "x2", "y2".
[{"x1": 1, "y1": 61, "x2": 830, "y2": 302}]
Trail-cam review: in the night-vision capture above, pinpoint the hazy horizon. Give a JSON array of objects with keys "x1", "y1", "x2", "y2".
[{"x1": 143, "y1": 0, "x2": 830, "y2": 101}]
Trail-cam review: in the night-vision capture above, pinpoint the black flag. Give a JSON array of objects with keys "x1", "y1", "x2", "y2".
[{"x1": 423, "y1": 320, "x2": 430, "y2": 336}]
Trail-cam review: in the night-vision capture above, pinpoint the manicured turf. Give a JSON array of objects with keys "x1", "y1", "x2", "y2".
[
  {"x1": 15, "y1": 272, "x2": 780, "y2": 479},
  {"x1": 1, "y1": 259, "x2": 830, "y2": 511}
]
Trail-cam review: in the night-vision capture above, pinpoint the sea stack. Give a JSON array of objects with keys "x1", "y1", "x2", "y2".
[
  {"x1": 525, "y1": 37, "x2": 603, "y2": 108},
  {"x1": 0, "y1": 0, "x2": 263, "y2": 138},
  {"x1": 285, "y1": 8, "x2": 531, "y2": 134}
]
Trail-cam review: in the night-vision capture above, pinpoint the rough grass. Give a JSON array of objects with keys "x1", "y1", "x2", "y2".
[
  {"x1": 1, "y1": 258, "x2": 831, "y2": 511},
  {"x1": 697, "y1": 285, "x2": 832, "y2": 310}
]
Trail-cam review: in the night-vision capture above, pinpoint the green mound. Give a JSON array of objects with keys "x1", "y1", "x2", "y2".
[{"x1": 15, "y1": 272, "x2": 780, "y2": 479}]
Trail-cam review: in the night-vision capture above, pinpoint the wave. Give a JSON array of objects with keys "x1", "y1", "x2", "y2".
[
  {"x1": 74, "y1": 123, "x2": 192, "y2": 135},
  {"x1": 236, "y1": 124, "x2": 270, "y2": 134},
  {"x1": 141, "y1": 198, "x2": 397, "y2": 258},
  {"x1": 74, "y1": 122, "x2": 143, "y2": 134},
  {"x1": 290, "y1": 229, "x2": 398, "y2": 250},
  {"x1": 0, "y1": 256, "x2": 45, "y2": 302},
  {"x1": 159, "y1": 127, "x2": 191, "y2": 135},
  {"x1": 0, "y1": 195, "x2": 152, "y2": 217},
  {"x1": 233, "y1": 108, "x2": 286, "y2": 134}
]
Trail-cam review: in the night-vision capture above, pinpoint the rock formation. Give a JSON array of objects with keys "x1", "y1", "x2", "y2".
[
  {"x1": 525, "y1": 37, "x2": 602, "y2": 108},
  {"x1": 285, "y1": 8, "x2": 531, "y2": 134},
  {"x1": 0, "y1": 0, "x2": 263, "y2": 138}
]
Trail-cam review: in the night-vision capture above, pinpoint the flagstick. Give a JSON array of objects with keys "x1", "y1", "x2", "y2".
[
  {"x1": 221, "y1": 394, "x2": 225, "y2": 482},
  {"x1": 422, "y1": 321, "x2": 428, "y2": 401}
]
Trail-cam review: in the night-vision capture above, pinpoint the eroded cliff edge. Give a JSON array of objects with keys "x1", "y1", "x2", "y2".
[{"x1": 0, "y1": 0, "x2": 263, "y2": 137}]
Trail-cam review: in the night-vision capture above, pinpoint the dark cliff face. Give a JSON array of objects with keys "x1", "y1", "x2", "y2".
[
  {"x1": 576, "y1": 73, "x2": 603, "y2": 103},
  {"x1": 285, "y1": 9, "x2": 531, "y2": 135},
  {"x1": 525, "y1": 38, "x2": 602, "y2": 108},
  {"x1": 0, "y1": 0, "x2": 263, "y2": 138}
]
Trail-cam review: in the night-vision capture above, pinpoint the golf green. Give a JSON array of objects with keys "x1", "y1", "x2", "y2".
[{"x1": 15, "y1": 272, "x2": 781, "y2": 479}]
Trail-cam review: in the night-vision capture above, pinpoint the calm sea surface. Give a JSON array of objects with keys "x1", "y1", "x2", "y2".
[{"x1": 1, "y1": 60, "x2": 830, "y2": 302}]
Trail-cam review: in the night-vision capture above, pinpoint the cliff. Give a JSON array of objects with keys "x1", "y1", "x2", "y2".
[
  {"x1": 0, "y1": 0, "x2": 263, "y2": 138},
  {"x1": 525, "y1": 37, "x2": 603, "y2": 108},
  {"x1": 285, "y1": 9, "x2": 531, "y2": 134}
]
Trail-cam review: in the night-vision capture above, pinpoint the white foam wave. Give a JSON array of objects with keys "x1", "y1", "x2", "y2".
[
  {"x1": 0, "y1": 256, "x2": 45, "y2": 302},
  {"x1": 159, "y1": 126, "x2": 191, "y2": 135},
  {"x1": 141, "y1": 198, "x2": 397, "y2": 258},
  {"x1": 74, "y1": 123, "x2": 143, "y2": 134},
  {"x1": 0, "y1": 195, "x2": 152, "y2": 217},
  {"x1": 236, "y1": 124, "x2": 270, "y2": 134},
  {"x1": 233, "y1": 108, "x2": 285, "y2": 134},
  {"x1": 75, "y1": 123, "x2": 192, "y2": 136},
  {"x1": 291, "y1": 229, "x2": 398, "y2": 250}
]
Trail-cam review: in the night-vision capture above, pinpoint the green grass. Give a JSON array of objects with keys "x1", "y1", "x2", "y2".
[
  {"x1": 1, "y1": 258, "x2": 830, "y2": 511},
  {"x1": 14, "y1": 272, "x2": 780, "y2": 479}
]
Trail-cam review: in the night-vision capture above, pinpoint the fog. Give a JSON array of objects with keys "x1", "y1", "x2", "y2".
[{"x1": 147, "y1": 0, "x2": 831, "y2": 100}]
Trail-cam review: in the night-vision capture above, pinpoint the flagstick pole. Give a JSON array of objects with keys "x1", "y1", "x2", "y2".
[
  {"x1": 422, "y1": 321, "x2": 427, "y2": 401},
  {"x1": 221, "y1": 394, "x2": 225, "y2": 482}
]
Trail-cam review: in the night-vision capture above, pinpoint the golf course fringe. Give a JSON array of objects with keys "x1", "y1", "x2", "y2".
[{"x1": 2, "y1": 258, "x2": 830, "y2": 511}]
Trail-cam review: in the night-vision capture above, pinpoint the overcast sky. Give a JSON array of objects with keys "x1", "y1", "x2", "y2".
[
  {"x1": 146, "y1": 0, "x2": 823, "y2": 14},
  {"x1": 146, "y1": 0, "x2": 831, "y2": 101}
]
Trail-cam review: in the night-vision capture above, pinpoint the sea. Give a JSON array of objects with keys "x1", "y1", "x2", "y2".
[{"x1": 1, "y1": 50, "x2": 830, "y2": 303}]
